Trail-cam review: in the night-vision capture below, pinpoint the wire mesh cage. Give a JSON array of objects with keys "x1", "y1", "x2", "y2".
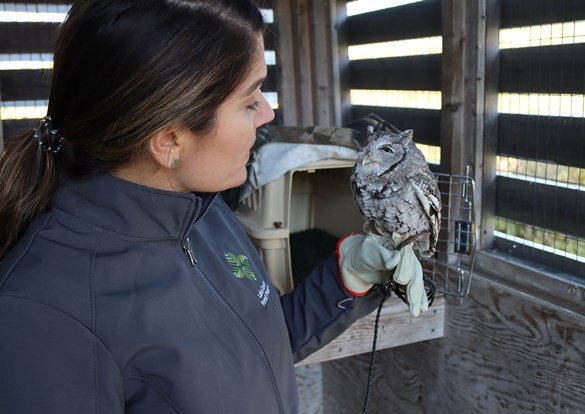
[{"x1": 420, "y1": 172, "x2": 477, "y2": 298}]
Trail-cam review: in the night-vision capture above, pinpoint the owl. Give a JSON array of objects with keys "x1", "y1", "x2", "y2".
[{"x1": 351, "y1": 129, "x2": 441, "y2": 257}]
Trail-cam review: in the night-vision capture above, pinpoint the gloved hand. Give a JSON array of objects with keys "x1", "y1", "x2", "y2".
[
  {"x1": 337, "y1": 234, "x2": 429, "y2": 317},
  {"x1": 392, "y1": 245, "x2": 429, "y2": 317},
  {"x1": 337, "y1": 234, "x2": 400, "y2": 294}
]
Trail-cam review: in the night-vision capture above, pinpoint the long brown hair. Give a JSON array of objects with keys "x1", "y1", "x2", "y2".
[{"x1": 0, "y1": 0, "x2": 265, "y2": 259}]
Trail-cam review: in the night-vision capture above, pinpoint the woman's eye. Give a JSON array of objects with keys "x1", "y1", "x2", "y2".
[{"x1": 247, "y1": 101, "x2": 260, "y2": 111}]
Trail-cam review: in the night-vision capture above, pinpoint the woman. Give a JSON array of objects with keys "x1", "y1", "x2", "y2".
[{"x1": 0, "y1": 1, "x2": 424, "y2": 412}]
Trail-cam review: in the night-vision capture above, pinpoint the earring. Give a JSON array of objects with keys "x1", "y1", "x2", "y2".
[{"x1": 170, "y1": 158, "x2": 180, "y2": 169}]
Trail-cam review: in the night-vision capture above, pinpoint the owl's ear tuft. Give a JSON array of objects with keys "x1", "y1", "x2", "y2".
[{"x1": 401, "y1": 129, "x2": 414, "y2": 141}]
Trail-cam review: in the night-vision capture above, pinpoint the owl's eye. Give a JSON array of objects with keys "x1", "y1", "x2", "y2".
[{"x1": 380, "y1": 146, "x2": 393, "y2": 153}]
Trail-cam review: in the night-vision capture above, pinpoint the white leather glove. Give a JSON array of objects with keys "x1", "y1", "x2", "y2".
[
  {"x1": 392, "y1": 245, "x2": 429, "y2": 317},
  {"x1": 338, "y1": 234, "x2": 400, "y2": 294},
  {"x1": 337, "y1": 234, "x2": 429, "y2": 317}
]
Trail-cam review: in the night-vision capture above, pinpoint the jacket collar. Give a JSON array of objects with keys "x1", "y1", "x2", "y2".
[{"x1": 53, "y1": 173, "x2": 217, "y2": 241}]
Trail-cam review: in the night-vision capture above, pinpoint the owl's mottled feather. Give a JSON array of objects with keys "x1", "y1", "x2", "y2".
[{"x1": 351, "y1": 129, "x2": 441, "y2": 257}]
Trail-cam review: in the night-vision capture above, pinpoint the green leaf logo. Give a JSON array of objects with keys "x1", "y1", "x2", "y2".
[{"x1": 224, "y1": 252, "x2": 257, "y2": 281}]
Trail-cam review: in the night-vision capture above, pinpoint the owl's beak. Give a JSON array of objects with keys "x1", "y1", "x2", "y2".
[{"x1": 362, "y1": 152, "x2": 376, "y2": 166}]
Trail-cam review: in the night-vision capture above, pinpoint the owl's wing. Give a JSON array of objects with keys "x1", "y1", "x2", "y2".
[
  {"x1": 408, "y1": 173, "x2": 441, "y2": 255},
  {"x1": 408, "y1": 174, "x2": 441, "y2": 218}
]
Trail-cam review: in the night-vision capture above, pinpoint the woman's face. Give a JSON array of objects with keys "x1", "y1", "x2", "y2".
[{"x1": 174, "y1": 36, "x2": 275, "y2": 193}]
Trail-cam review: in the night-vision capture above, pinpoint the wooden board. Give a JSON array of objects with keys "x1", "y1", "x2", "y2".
[
  {"x1": 498, "y1": 114, "x2": 585, "y2": 168},
  {"x1": 263, "y1": 27, "x2": 276, "y2": 51},
  {"x1": 0, "y1": 23, "x2": 59, "y2": 54},
  {"x1": 496, "y1": 175, "x2": 585, "y2": 238},
  {"x1": 2, "y1": 0, "x2": 70, "y2": 3},
  {"x1": 349, "y1": 55, "x2": 441, "y2": 91},
  {"x1": 0, "y1": 70, "x2": 51, "y2": 101},
  {"x1": 344, "y1": 0, "x2": 441, "y2": 45},
  {"x1": 2, "y1": 120, "x2": 36, "y2": 141},
  {"x1": 500, "y1": 44, "x2": 585, "y2": 94},
  {"x1": 501, "y1": 0, "x2": 585, "y2": 28},
  {"x1": 296, "y1": 296, "x2": 445, "y2": 366}
]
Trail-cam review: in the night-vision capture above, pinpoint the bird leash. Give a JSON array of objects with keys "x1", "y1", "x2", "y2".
[{"x1": 361, "y1": 275, "x2": 436, "y2": 414}]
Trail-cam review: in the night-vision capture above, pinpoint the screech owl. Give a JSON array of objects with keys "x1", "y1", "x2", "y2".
[{"x1": 351, "y1": 129, "x2": 441, "y2": 258}]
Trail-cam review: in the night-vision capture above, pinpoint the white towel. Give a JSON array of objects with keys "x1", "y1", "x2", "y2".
[{"x1": 240, "y1": 142, "x2": 358, "y2": 202}]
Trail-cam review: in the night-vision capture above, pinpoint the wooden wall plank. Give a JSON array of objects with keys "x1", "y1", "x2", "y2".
[
  {"x1": 498, "y1": 114, "x2": 585, "y2": 168},
  {"x1": 500, "y1": 44, "x2": 585, "y2": 94},
  {"x1": 345, "y1": 0, "x2": 442, "y2": 45},
  {"x1": 3, "y1": 0, "x2": 70, "y2": 3},
  {"x1": 496, "y1": 175, "x2": 585, "y2": 238},
  {"x1": 0, "y1": 70, "x2": 51, "y2": 101},
  {"x1": 0, "y1": 23, "x2": 59, "y2": 54},
  {"x1": 263, "y1": 27, "x2": 276, "y2": 51},
  {"x1": 2, "y1": 120, "x2": 36, "y2": 142},
  {"x1": 264, "y1": 64, "x2": 277, "y2": 92},
  {"x1": 351, "y1": 106, "x2": 441, "y2": 147},
  {"x1": 349, "y1": 55, "x2": 441, "y2": 91},
  {"x1": 501, "y1": 0, "x2": 585, "y2": 28}
]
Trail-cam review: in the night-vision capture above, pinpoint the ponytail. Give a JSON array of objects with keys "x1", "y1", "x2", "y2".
[{"x1": 0, "y1": 119, "x2": 64, "y2": 259}]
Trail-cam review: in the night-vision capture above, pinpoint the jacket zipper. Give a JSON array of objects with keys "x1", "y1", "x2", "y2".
[
  {"x1": 180, "y1": 235, "x2": 284, "y2": 413},
  {"x1": 182, "y1": 237, "x2": 197, "y2": 266}
]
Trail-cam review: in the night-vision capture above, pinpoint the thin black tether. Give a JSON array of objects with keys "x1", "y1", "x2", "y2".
[
  {"x1": 362, "y1": 285, "x2": 391, "y2": 414},
  {"x1": 361, "y1": 276, "x2": 436, "y2": 414}
]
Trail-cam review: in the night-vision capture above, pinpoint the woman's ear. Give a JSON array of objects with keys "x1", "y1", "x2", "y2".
[{"x1": 148, "y1": 126, "x2": 180, "y2": 169}]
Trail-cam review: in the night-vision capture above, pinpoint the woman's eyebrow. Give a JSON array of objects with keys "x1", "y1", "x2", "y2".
[{"x1": 241, "y1": 77, "x2": 267, "y2": 97}]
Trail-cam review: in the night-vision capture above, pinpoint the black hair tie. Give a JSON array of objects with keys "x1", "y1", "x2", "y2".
[{"x1": 34, "y1": 116, "x2": 66, "y2": 154}]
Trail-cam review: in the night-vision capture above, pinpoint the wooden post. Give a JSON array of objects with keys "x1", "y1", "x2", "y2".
[
  {"x1": 292, "y1": 0, "x2": 315, "y2": 125},
  {"x1": 441, "y1": 0, "x2": 482, "y2": 177},
  {"x1": 441, "y1": 0, "x2": 489, "y2": 260},
  {"x1": 333, "y1": 0, "x2": 350, "y2": 126},
  {"x1": 480, "y1": 0, "x2": 501, "y2": 250},
  {"x1": 312, "y1": 0, "x2": 337, "y2": 126},
  {"x1": 272, "y1": 0, "x2": 299, "y2": 125}
]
